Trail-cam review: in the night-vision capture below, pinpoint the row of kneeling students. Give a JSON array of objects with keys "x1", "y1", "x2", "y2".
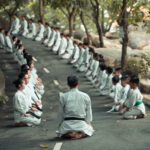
[
  {"x1": 0, "y1": 27, "x2": 45, "y2": 126},
  {"x1": 9, "y1": 15, "x2": 147, "y2": 121},
  {"x1": 13, "y1": 55, "x2": 44, "y2": 126}
]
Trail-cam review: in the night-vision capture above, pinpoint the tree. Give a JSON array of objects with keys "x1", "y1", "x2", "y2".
[
  {"x1": 48, "y1": 0, "x2": 78, "y2": 36},
  {"x1": 39, "y1": 0, "x2": 45, "y2": 23},
  {"x1": 117, "y1": 0, "x2": 149, "y2": 69},
  {"x1": 0, "y1": 0, "x2": 27, "y2": 27},
  {"x1": 77, "y1": 0, "x2": 91, "y2": 44},
  {"x1": 90, "y1": 0, "x2": 104, "y2": 47},
  {"x1": 117, "y1": 0, "x2": 128, "y2": 70}
]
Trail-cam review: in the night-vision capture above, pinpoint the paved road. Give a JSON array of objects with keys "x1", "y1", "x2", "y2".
[{"x1": 0, "y1": 37, "x2": 150, "y2": 150}]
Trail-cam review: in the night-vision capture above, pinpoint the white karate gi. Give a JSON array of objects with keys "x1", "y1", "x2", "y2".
[
  {"x1": 4, "y1": 35, "x2": 13, "y2": 52},
  {"x1": 61, "y1": 38, "x2": 74, "y2": 59},
  {"x1": 20, "y1": 19, "x2": 28, "y2": 36},
  {"x1": 70, "y1": 44, "x2": 80, "y2": 64},
  {"x1": 58, "y1": 36, "x2": 68, "y2": 55},
  {"x1": 52, "y1": 31, "x2": 61, "y2": 52},
  {"x1": 10, "y1": 17, "x2": 20, "y2": 35},
  {"x1": 16, "y1": 48, "x2": 26, "y2": 65},
  {"x1": 88, "y1": 60, "x2": 99, "y2": 82},
  {"x1": 78, "y1": 47, "x2": 90, "y2": 72},
  {"x1": 23, "y1": 83, "x2": 43, "y2": 117},
  {"x1": 0, "y1": 32, "x2": 5, "y2": 48},
  {"x1": 100, "y1": 73, "x2": 113, "y2": 95},
  {"x1": 58, "y1": 88, "x2": 94, "y2": 137},
  {"x1": 74, "y1": 47, "x2": 85, "y2": 68},
  {"x1": 47, "y1": 30, "x2": 57, "y2": 47},
  {"x1": 35, "y1": 24, "x2": 45, "y2": 41},
  {"x1": 119, "y1": 84, "x2": 130, "y2": 105},
  {"x1": 43, "y1": 26, "x2": 52, "y2": 45},
  {"x1": 123, "y1": 88, "x2": 146, "y2": 119},
  {"x1": 13, "y1": 90, "x2": 41, "y2": 125},
  {"x1": 99, "y1": 70, "x2": 107, "y2": 88},
  {"x1": 26, "y1": 23, "x2": 37, "y2": 39}
]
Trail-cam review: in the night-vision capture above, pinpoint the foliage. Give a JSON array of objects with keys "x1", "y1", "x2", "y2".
[
  {"x1": 0, "y1": 95, "x2": 8, "y2": 106},
  {"x1": 127, "y1": 53, "x2": 150, "y2": 79},
  {"x1": 0, "y1": 0, "x2": 27, "y2": 16}
]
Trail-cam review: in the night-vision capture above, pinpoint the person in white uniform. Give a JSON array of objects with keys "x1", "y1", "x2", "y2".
[
  {"x1": 43, "y1": 23, "x2": 52, "y2": 45},
  {"x1": 117, "y1": 75, "x2": 130, "y2": 111},
  {"x1": 58, "y1": 33, "x2": 68, "y2": 56},
  {"x1": 107, "y1": 76, "x2": 123, "y2": 112},
  {"x1": 61, "y1": 35, "x2": 74, "y2": 59},
  {"x1": 69, "y1": 41, "x2": 80, "y2": 64},
  {"x1": 26, "y1": 19, "x2": 37, "y2": 39},
  {"x1": 13, "y1": 78, "x2": 41, "y2": 127},
  {"x1": 4, "y1": 31, "x2": 13, "y2": 53},
  {"x1": 47, "y1": 28, "x2": 57, "y2": 48},
  {"x1": 19, "y1": 16, "x2": 28, "y2": 37},
  {"x1": 10, "y1": 15, "x2": 20, "y2": 35},
  {"x1": 99, "y1": 66, "x2": 113, "y2": 96},
  {"x1": 0, "y1": 28, "x2": 5, "y2": 49},
  {"x1": 77, "y1": 44, "x2": 90, "y2": 72},
  {"x1": 52, "y1": 27, "x2": 61, "y2": 53},
  {"x1": 35, "y1": 20, "x2": 45, "y2": 41},
  {"x1": 122, "y1": 76, "x2": 146, "y2": 119},
  {"x1": 57, "y1": 76, "x2": 94, "y2": 139}
]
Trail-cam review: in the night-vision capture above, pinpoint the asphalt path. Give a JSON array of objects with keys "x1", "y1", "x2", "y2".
[{"x1": 0, "y1": 37, "x2": 150, "y2": 150}]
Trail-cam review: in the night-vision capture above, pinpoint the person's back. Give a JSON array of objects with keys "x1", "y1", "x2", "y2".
[
  {"x1": 57, "y1": 76, "x2": 94, "y2": 139},
  {"x1": 62, "y1": 88, "x2": 91, "y2": 119}
]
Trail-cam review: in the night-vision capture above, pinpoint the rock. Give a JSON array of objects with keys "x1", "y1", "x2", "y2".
[
  {"x1": 128, "y1": 25, "x2": 138, "y2": 32},
  {"x1": 128, "y1": 31, "x2": 150, "y2": 50},
  {"x1": 140, "y1": 79, "x2": 150, "y2": 94},
  {"x1": 73, "y1": 30, "x2": 85, "y2": 40},
  {"x1": 105, "y1": 32, "x2": 120, "y2": 39},
  {"x1": 142, "y1": 45, "x2": 150, "y2": 51}
]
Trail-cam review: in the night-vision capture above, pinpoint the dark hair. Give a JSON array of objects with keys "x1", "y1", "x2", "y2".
[
  {"x1": 13, "y1": 78, "x2": 24, "y2": 89},
  {"x1": 21, "y1": 64, "x2": 30, "y2": 72},
  {"x1": 130, "y1": 76, "x2": 140, "y2": 85},
  {"x1": 121, "y1": 75, "x2": 129, "y2": 81},
  {"x1": 45, "y1": 22, "x2": 49, "y2": 26},
  {"x1": 18, "y1": 44, "x2": 24, "y2": 49},
  {"x1": 112, "y1": 76, "x2": 120, "y2": 84},
  {"x1": 100, "y1": 63, "x2": 106, "y2": 71},
  {"x1": 106, "y1": 66, "x2": 113, "y2": 74},
  {"x1": 115, "y1": 67, "x2": 122, "y2": 72},
  {"x1": 26, "y1": 55, "x2": 33, "y2": 65},
  {"x1": 12, "y1": 36, "x2": 17, "y2": 41},
  {"x1": 18, "y1": 71, "x2": 28, "y2": 79},
  {"x1": 89, "y1": 47, "x2": 95, "y2": 53},
  {"x1": 67, "y1": 76, "x2": 78, "y2": 88},
  {"x1": 5, "y1": 31, "x2": 9, "y2": 35}
]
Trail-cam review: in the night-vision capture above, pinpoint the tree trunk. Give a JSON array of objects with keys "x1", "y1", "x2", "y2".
[
  {"x1": 79, "y1": 11, "x2": 91, "y2": 44},
  {"x1": 91, "y1": 0, "x2": 104, "y2": 47},
  {"x1": 68, "y1": 14, "x2": 74, "y2": 36},
  {"x1": 96, "y1": 19, "x2": 104, "y2": 47},
  {"x1": 39, "y1": 0, "x2": 44, "y2": 23},
  {"x1": 101, "y1": 8, "x2": 105, "y2": 34},
  {"x1": 120, "y1": 0, "x2": 128, "y2": 70}
]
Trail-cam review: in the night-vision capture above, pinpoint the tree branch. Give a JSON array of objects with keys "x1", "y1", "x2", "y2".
[{"x1": 60, "y1": 7, "x2": 68, "y2": 18}]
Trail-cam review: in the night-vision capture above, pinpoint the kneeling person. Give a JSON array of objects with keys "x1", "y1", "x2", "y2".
[
  {"x1": 123, "y1": 76, "x2": 146, "y2": 119},
  {"x1": 57, "y1": 76, "x2": 94, "y2": 139},
  {"x1": 13, "y1": 78, "x2": 41, "y2": 126}
]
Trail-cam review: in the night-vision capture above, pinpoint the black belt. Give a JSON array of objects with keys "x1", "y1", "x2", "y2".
[
  {"x1": 26, "y1": 111, "x2": 41, "y2": 119},
  {"x1": 64, "y1": 117, "x2": 85, "y2": 121}
]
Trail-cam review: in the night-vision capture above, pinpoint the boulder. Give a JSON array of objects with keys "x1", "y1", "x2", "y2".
[
  {"x1": 73, "y1": 30, "x2": 85, "y2": 41},
  {"x1": 105, "y1": 32, "x2": 120, "y2": 39},
  {"x1": 140, "y1": 79, "x2": 150, "y2": 94},
  {"x1": 128, "y1": 31, "x2": 150, "y2": 50}
]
